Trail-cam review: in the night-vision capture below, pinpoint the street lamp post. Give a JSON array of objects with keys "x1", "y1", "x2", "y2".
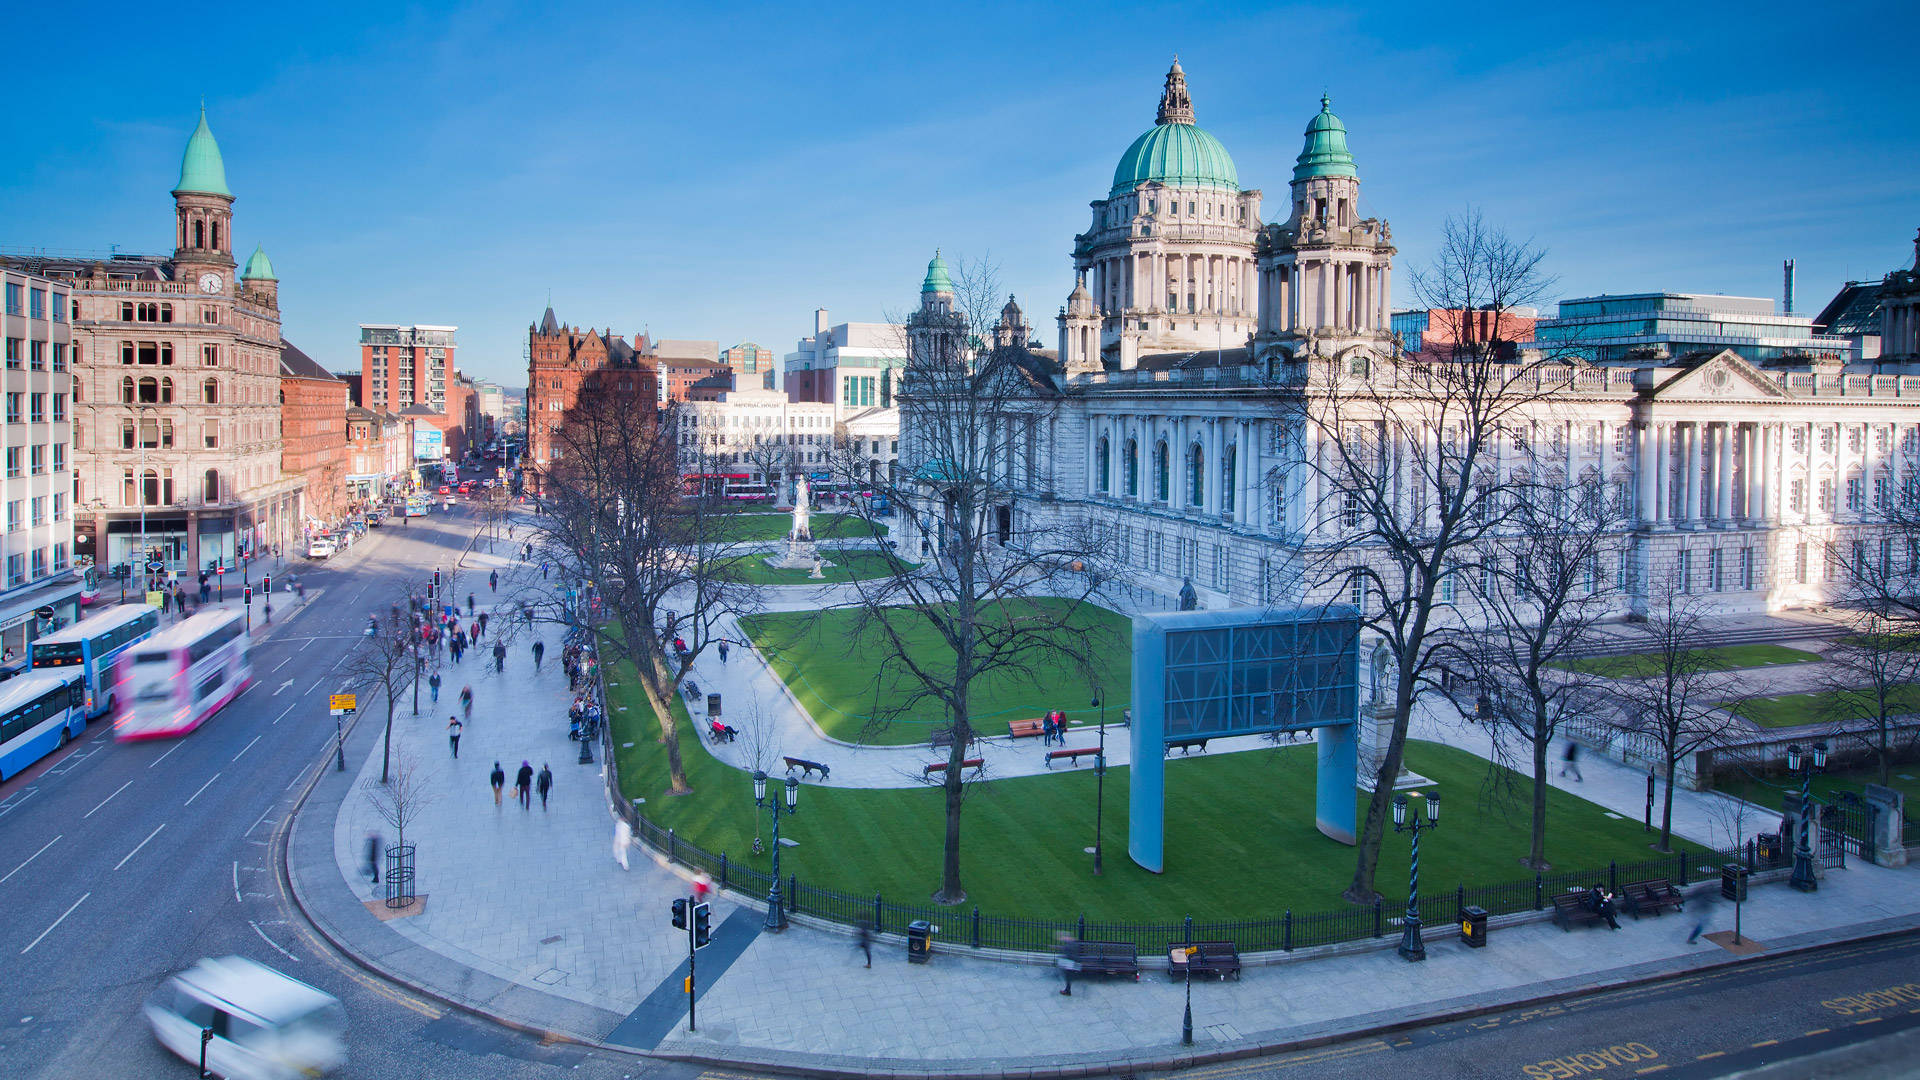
[
  {"x1": 752, "y1": 770, "x2": 799, "y2": 931},
  {"x1": 1788, "y1": 740, "x2": 1828, "y2": 893},
  {"x1": 1091, "y1": 695, "x2": 1107, "y2": 876},
  {"x1": 1392, "y1": 789, "x2": 1441, "y2": 962}
]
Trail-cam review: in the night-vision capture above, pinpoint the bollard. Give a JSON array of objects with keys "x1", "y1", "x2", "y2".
[
  {"x1": 971, "y1": 906, "x2": 981, "y2": 949},
  {"x1": 1283, "y1": 909, "x2": 1293, "y2": 952}
]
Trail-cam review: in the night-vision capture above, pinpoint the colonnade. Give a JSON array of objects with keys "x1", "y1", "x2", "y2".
[
  {"x1": 1088, "y1": 413, "x2": 1265, "y2": 526},
  {"x1": 1634, "y1": 419, "x2": 1778, "y2": 528},
  {"x1": 1089, "y1": 251, "x2": 1258, "y2": 318},
  {"x1": 1257, "y1": 257, "x2": 1391, "y2": 336}
]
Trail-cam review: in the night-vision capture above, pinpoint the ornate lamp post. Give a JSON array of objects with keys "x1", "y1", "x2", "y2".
[
  {"x1": 1392, "y1": 789, "x2": 1440, "y2": 961},
  {"x1": 1091, "y1": 694, "x2": 1107, "y2": 876},
  {"x1": 753, "y1": 770, "x2": 799, "y2": 931},
  {"x1": 1787, "y1": 740, "x2": 1828, "y2": 893}
]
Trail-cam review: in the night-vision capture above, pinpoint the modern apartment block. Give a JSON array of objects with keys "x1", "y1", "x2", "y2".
[
  {"x1": 359, "y1": 324, "x2": 456, "y2": 413},
  {"x1": 0, "y1": 268, "x2": 84, "y2": 653}
]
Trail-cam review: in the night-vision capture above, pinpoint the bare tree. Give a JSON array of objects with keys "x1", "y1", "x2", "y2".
[
  {"x1": 808, "y1": 254, "x2": 1118, "y2": 904},
  {"x1": 361, "y1": 747, "x2": 439, "y2": 855},
  {"x1": 343, "y1": 605, "x2": 425, "y2": 784},
  {"x1": 1817, "y1": 612, "x2": 1920, "y2": 787},
  {"x1": 536, "y1": 391, "x2": 763, "y2": 794},
  {"x1": 1279, "y1": 209, "x2": 1572, "y2": 904},
  {"x1": 1610, "y1": 580, "x2": 1746, "y2": 852},
  {"x1": 1447, "y1": 470, "x2": 1622, "y2": 869}
]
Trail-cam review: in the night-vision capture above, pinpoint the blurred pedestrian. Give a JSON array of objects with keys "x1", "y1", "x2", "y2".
[
  {"x1": 447, "y1": 717, "x2": 462, "y2": 758},
  {"x1": 515, "y1": 761, "x2": 533, "y2": 810},
  {"x1": 159, "y1": 588, "x2": 173, "y2": 616},
  {"x1": 429, "y1": 672, "x2": 441, "y2": 703},
  {"x1": 541, "y1": 561, "x2": 550, "y2": 580},
  {"x1": 532, "y1": 640, "x2": 545, "y2": 670},
  {"x1": 856, "y1": 920, "x2": 872, "y2": 968},
  {"x1": 477, "y1": 612, "x2": 490, "y2": 636},
  {"x1": 467, "y1": 593, "x2": 476, "y2": 617},
  {"x1": 1687, "y1": 889, "x2": 1717, "y2": 944},
  {"x1": 1560, "y1": 741, "x2": 1583, "y2": 782},
  {"x1": 613, "y1": 818, "x2": 632, "y2": 870},
  {"x1": 490, "y1": 762, "x2": 505, "y2": 807},
  {"x1": 717, "y1": 641, "x2": 730, "y2": 663},
  {"x1": 489, "y1": 570, "x2": 499, "y2": 592},
  {"x1": 536, "y1": 763, "x2": 552, "y2": 809},
  {"x1": 492, "y1": 641, "x2": 506, "y2": 672},
  {"x1": 460, "y1": 685, "x2": 473, "y2": 721},
  {"x1": 364, "y1": 831, "x2": 382, "y2": 884}
]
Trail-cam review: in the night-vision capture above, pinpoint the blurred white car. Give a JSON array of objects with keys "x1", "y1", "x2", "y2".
[{"x1": 145, "y1": 956, "x2": 346, "y2": 1078}]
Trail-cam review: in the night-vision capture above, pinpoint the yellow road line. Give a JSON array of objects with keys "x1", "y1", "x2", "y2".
[
  {"x1": 1804, "y1": 1028, "x2": 1830, "y2": 1036},
  {"x1": 1636, "y1": 1066, "x2": 1669, "y2": 1075},
  {"x1": 1855, "y1": 1016, "x2": 1885, "y2": 1026},
  {"x1": 1750, "y1": 1038, "x2": 1779, "y2": 1047},
  {"x1": 1696, "y1": 1050, "x2": 1725, "y2": 1059}
]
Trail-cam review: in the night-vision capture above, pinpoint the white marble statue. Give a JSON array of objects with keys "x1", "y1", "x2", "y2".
[{"x1": 792, "y1": 476, "x2": 812, "y2": 540}]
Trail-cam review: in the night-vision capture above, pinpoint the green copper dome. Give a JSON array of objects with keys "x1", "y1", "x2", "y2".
[
  {"x1": 174, "y1": 106, "x2": 232, "y2": 197},
  {"x1": 241, "y1": 244, "x2": 276, "y2": 281},
  {"x1": 922, "y1": 250, "x2": 953, "y2": 294},
  {"x1": 1292, "y1": 94, "x2": 1357, "y2": 182},
  {"x1": 1110, "y1": 123, "x2": 1239, "y2": 197}
]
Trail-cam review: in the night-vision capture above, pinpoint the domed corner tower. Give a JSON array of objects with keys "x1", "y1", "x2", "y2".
[
  {"x1": 240, "y1": 244, "x2": 278, "y2": 310},
  {"x1": 172, "y1": 106, "x2": 237, "y2": 296},
  {"x1": 1069, "y1": 59, "x2": 1262, "y2": 371},
  {"x1": 1253, "y1": 95, "x2": 1396, "y2": 367}
]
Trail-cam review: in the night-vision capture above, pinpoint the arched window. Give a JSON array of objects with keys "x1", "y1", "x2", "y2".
[
  {"x1": 121, "y1": 376, "x2": 135, "y2": 403},
  {"x1": 210, "y1": 220, "x2": 220, "y2": 251},
  {"x1": 159, "y1": 377, "x2": 174, "y2": 403},
  {"x1": 1154, "y1": 440, "x2": 1170, "y2": 502},
  {"x1": 203, "y1": 378, "x2": 219, "y2": 404},
  {"x1": 203, "y1": 469, "x2": 219, "y2": 503},
  {"x1": 193, "y1": 220, "x2": 204, "y2": 249},
  {"x1": 1187, "y1": 443, "x2": 1205, "y2": 506},
  {"x1": 1095, "y1": 437, "x2": 1110, "y2": 493},
  {"x1": 1124, "y1": 439, "x2": 1139, "y2": 497},
  {"x1": 141, "y1": 469, "x2": 161, "y2": 507},
  {"x1": 137, "y1": 376, "x2": 159, "y2": 404},
  {"x1": 1222, "y1": 444, "x2": 1237, "y2": 514}
]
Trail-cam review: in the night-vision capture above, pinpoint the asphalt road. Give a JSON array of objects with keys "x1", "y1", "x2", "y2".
[
  {"x1": 0, "y1": 504, "x2": 683, "y2": 1080},
  {"x1": 1154, "y1": 930, "x2": 1920, "y2": 1080}
]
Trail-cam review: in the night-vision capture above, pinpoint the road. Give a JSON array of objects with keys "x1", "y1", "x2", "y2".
[
  {"x1": 0, "y1": 503, "x2": 679, "y2": 1080},
  {"x1": 1154, "y1": 930, "x2": 1920, "y2": 1080}
]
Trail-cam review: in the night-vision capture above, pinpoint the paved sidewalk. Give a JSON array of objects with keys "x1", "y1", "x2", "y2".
[{"x1": 283, "y1": 530, "x2": 1920, "y2": 1075}]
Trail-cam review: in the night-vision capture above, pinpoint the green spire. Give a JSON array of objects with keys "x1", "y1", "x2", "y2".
[
  {"x1": 241, "y1": 244, "x2": 276, "y2": 281},
  {"x1": 174, "y1": 105, "x2": 232, "y2": 198},
  {"x1": 1292, "y1": 93, "x2": 1357, "y2": 182},
  {"x1": 921, "y1": 250, "x2": 953, "y2": 295}
]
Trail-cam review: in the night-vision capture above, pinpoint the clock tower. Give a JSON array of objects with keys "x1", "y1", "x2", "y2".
[{"x1": 172, "y1": 105, "x2": 236, "y2": 294}]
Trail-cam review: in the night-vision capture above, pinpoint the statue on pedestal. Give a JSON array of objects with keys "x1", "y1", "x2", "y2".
[{"x1": 792, "y1": 476, "x2": 812, "y2": 541}]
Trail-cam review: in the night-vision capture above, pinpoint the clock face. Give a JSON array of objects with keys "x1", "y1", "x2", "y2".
[{"x1": 199, "y1": 273, "x2": 223, "y2": 294}]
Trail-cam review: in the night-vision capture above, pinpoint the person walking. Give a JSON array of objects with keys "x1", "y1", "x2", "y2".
[
  {"x1": 364, "y1": 831, "x2": 382, "y2": 885},
  {"x1": 532, "y1": 640, "x2": 545, "y2": 670},
  {"x1": 467, "y1": 593, "x2": 476, "y2": 618},
  {"x1": 855, "y1": 920, "x2": 872, "y2": 968},
  {"x1": 477, "y1": 611, "x2": 489, "y2": 636},
  {"x1": 489, "y1": 762, "x2": 506, "y2": 808},
  {"x1": 541, "y1": 561, "x2": 549, "y2": 580},
  {"x1": 613, "y1": 817, "x2": 632, "y2": 870},
  {"x1": 1560, "y1": 741, "x2": 1583, "y2": 782},
  {"x1": 174, "y1": 584, "x2": 188, "y2": 615},
  {"x1": 159, "y1": 588, "x2": 172, "y2": 616},
  {"x1": 515, "y1": 760, "x2": 533, "y2": 810},
  {"x1": 489, "y1": 570, "x2": 499, "y2": 593},
  {"x1": 1686, "y1": 888, "x2": 1717, "y2": 944},
  {"x1": 536, "y1": 763, "x2": 552, "y2": 809},
  {"x1": 717, "y1": 641, "x2": 730, "y2": 663},
  {"x1": 492, "y1": 641, "x2": 506, "y2": 672},
  {"x1": 447, "y1": 717, "x2": 462, "y2": 758},
  {"x1": 429, "y1": 672, "x2": 441, "y2": 703},
  {"x1": 460, "y1": 685, "x2": 473, "y2": 721}
]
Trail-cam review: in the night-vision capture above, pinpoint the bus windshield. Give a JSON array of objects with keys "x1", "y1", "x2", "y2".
[{"x1": 31, "y1": 642, "x2": 84, "y2": 665}]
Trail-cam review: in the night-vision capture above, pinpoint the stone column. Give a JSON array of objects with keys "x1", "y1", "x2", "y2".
[
  {"x1": 1715, "y1": 423, "x2": 1735, "y2": 524},
  {"x1": 1683, "y1": 423, "x2": 1700, "y2": 526},
  {"x1": 1205, "y1": 418, "x2": 1222, "y2": 516},
  {"x1": 1637, "y1": 422, "x2": 1656, "y2": 525},
  {"x1": 1744, "y1": 424, "x2": 1761, "y2": 524}
]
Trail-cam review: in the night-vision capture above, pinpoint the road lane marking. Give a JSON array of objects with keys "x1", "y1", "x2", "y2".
[
  {"x1": 1855, "y1": 1016, "x2": 1885, "y2": 1025},
  {"x1": 273, "y1": 654, "x2": 294, "y2": 671},
  {"x1": 0, "y1": 788, "x2": 37, "y2": 817},
  {"x1": 82, "y1": 779, "x2": 134, "y2": 819},
  {"x1": 272, "y1": 704, "x2": 295, "y2": 726},
  {"x1": 233, "y1": 861, "x2": 242, "y2": 902},
  {"x1": 1, "y1": 835, "x2": 60, "y2": 884},
  {"x1": 21, "y1": 892, "x2": 89, "y2": 953},
  {"x1": 114, "y1": 825, "x2": 166, "y2": 870},
  {"x1": 1750, "y1": 1039, "x2": 1779, "y2": 1047},
  {"x1": 1695, "y1": 1050, "x2": 1725, "y2": 1059},
  {"x1": 184, "y1": 772, "x2": 221, "y2": 806},
  {"x1": 1804, "y1": 1028, "x2": 1829, "y2": 1036},
  {"x1": 249, "y1": 920, "x2": 300, "y2": 962},
  {"x1": 233, "y1": 735, "x2": 263, "y2": 762},
  {"x1": 273, "y1": 679, "x2": 295, "y2": 695},
  {"x1": 148, "y1": 742, "x2": 183, "y2": 768}
]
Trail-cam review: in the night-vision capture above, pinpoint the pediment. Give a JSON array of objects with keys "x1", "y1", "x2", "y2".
[{"x1": 1649, "y1": 349, "x2": 1789, "y2": 401}]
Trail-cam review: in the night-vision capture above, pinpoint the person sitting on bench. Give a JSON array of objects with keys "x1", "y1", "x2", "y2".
[{"x1": 1585, "y1": 883, "x2": 1621, "y2": 930}]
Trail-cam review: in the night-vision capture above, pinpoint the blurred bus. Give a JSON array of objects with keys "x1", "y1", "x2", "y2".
[
  {"x1": 30, "y1": 604, "x2": 161, "y2": 718},
  {"x1": 0, "y1": 670, "x2": 87, "y2": 780},
  {"x1": 114, "y1": 608, "x2": 251, "y2": 740}
]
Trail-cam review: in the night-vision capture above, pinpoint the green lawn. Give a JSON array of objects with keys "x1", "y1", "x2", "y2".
[
  {"x1": 738, "y1": 600, "x2": 1132, "y2": 745},
  {"x1": 1727, "y1": 686, "x2": 1920, "y2": 729},
  {"x1": 702, "y1": 512, "x2": 885, "y2": 543},
  {"x1": 720, "y1": 549, "x2": 914, "y2": 585},
  {"x1": 1558, "y1": 644, "x2": 1825, "y2": 679},
  {"x1": 606, "y1": 668, "x2": 1707, "y2": 922}
]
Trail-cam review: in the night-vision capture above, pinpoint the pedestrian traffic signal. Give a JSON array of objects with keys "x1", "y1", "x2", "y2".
[
  {"x1": 671, "y1": 897, "x2": 688, "y2": 930},
  {"x1": 692, "y1": 902, "x2": 712, "y2": 949},
  {"x1": 244, "y1": 586, "x2": 252, "y2": 605}
]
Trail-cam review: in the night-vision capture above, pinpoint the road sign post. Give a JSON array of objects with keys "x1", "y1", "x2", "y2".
[{"x1": 330, "y1": 694, "x2": 357, "y2": 772}]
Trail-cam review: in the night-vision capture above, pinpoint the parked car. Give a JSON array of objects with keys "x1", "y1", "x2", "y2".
[
  {"x1": 307, "y1": 538, "x2": 337, "y2": 559},
  {"x1": 145, "y1": 957, "x2": 347, "y2": 1079}
]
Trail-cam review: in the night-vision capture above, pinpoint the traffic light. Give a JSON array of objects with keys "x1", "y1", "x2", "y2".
[
  {"x1": 692, "y1": 903, "x2": 712, "y2": 948},
  {"x1": 671, "y1": 897, "x2": 688, "y2": 930},
  {"x1": 244, "y1": 586, "x2": 253, "y2": 606},
  {"x1": 263, "y1": 575, "x2": 271, "y2": 594}
]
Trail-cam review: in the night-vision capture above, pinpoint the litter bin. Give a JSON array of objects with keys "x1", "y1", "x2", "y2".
[
  {"x1": 707, "y1": 693, "x2": 722, "y2": 719},
  {"x1": 1756, "y1": 832, "x2": 1782, "y2": 867},
  {"x1": 1459, "y1": 905, "x2": 1489, "y2": 948},
  {"x1": 906, "y1": 920, "x2": 932, "y2": 964},
  {"x1": 1721, "y1": 863, "x2": 1749, "y2": 903}
]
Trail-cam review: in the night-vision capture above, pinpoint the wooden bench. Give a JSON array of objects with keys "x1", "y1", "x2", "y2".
[
  {"x1": 1622, "y1": 878, "x2": 1684, "y2": 919},
  {"x1": 1007, "y1": 718, "x2": 1045, "y2": 739},
  {"x1": 923, "y1": 757, "x2": 985, "y2": 777},
  {"x1": 1551, "y1": 891, "x2": 1609, "y2": 931},
  {"x1": 1063, "y1": 940, "x2": 1139, "y2": 980},
  {"x1": 681, "y1": 681, "x2": 701, "y2": 702},
  {"x1": 930, "y1": 726, "x2": 976, "y2": 751},
  {"x1": 1165, "y1": 736, "x2": 1209, "y2": 756},
  {"x1": 1167, "y1": 941, "x2": 1241, "y2": 981},
  {"x1": 1046, "y1": 746, "x2": 1101, "y2": 769},
  {"x1": 782, "y1": 756, "x2": 831, "y2": 781}
]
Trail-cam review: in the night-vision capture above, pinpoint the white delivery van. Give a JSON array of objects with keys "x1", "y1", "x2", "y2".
[
  {"x1": 306, "y1": 538, "x2": 337, "y2": 559},
  {"x1": 144, "y1": 956, "x2": 347, "y2": 1078}
]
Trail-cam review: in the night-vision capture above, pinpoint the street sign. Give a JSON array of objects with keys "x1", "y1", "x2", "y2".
[
  {"x1": 146, "y1": 560, "x2": 164, "y2": 573},
  {"x1": 329, "y1": 693, "x2": 357, "y2": 715}
]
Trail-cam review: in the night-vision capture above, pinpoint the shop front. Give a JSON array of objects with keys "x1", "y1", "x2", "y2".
[{"x1": 0, "y1": 572, "x2": 86, "y2": 670}]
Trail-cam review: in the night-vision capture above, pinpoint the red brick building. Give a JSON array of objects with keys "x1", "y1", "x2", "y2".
[
  {"x1": 359, "y1": 324, "x2": 456, "y2": 413},
  {"x1": 524, "y1": 307, "x2": 659, "y2": 492},
  {"x1": 278, "y1": 341, "x2": 349, "y2": 528}
]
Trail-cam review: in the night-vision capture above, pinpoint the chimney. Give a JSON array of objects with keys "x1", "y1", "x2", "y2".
[
  {"x1": 1783, "y1": 259, "x2": 1795, "y2": 315},
  {"x1": 814, "y1": 308, "x2": 830, "y2": 335}
]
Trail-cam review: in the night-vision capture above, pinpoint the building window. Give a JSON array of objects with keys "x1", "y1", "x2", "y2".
[
  {"x1": 1790, "y1": 477, "x2": 1806, "y2": 513},
  {"x1": 1678, "y1": 550, "x2": 1692, "y2": 594},
  {"x1": 29, "y1": 445, "x2": 43, "y2": 475},
  {"x1": 4, "y1": 393, "x2": 18, "y2": 423},
  {"x1": 30, "y1": 496, "x2": 45, "y2": 527},
  {"x1": 1095, "y1": 437, "x2": 1110, "y2": 493},
  {"x1": 203, "y1": 344, "x2": 219, "y2": 366},
  {"x1": 1875, "y1": 475, "x2": 1892, "y2": 509},
  {"x1": 2, "y1": 338, "x2": 17, "y2": 370},
  {"x1": 1795, "y1": 542, "x2": 1808, "y2": 583},
  {"x1": 5, "y1": 554, "x2": 21, "y2": 587},
  {"x1": 1819, "y1": 427, "x2": 1834, "y2": 454},
  {"x1": 53, "y1": 542, "x2": 67, "y2": 572},
  {"x1": 1818, "y1": 478, "x2": 1834, "y2": 515},
  {"x1": 1848, "y1": 427, "x2": 1863, "y2": 454},
  {"x1": 52, "y1": 492, "x2": 64, "y2": 521},
  {"x1": 1124, "y1": 440, "x2": 1139, "y2": 496},
  {"x1": 203, "y1": 378, "x2": 219, "y2": 404},
  {"x1": 203, "y1": 469, "x2": 219, "y2": 503},
  {"x1": 4, "y1": 501, "x2": 17, "y2": 532},
  {"x1": 51, "y1": 343, "x2": 67, "y2": 371},
  {"x1": 1221, "y1": 445, "x2": 1236, "y2": 515},
  {"x1": 1154, "y1": 441, "x2": 1169, "y2": 501},
  {"x1": 30, "y1": 548, "x2": 45, "y2": 580},
  {"x1": 1187, "y1": 443, "x2": 1204, "y2": 507},
  {"x1": 1708, "y1": 548, "x2": 1723, "y2": 591},
  {"x1": 1846, "y1": 476, "x2": 1864, "y2": 512},
  {"x1": 51, "y1": 444, "x2": 64, "y2": 472},
  {"x1": 29, "y1": 340, "x2": 46, "y2": 370},
  {"x1": 51, "y1": 394, "x2": 64, "y2": 422},
  {"x1": 28, "y1": 393, "x2": 43, "y2": 423},
  {"x1": 3, "y1": 447, "x2": 17, "y2": 478}
]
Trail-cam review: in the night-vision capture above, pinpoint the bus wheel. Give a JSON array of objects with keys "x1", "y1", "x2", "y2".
[{"x1": 59, "y1": 726, "x2": 70, "y2": 747}]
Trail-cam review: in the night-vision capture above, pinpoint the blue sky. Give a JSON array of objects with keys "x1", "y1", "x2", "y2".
[{"x1": 5, "y1": 1, "x2": 1916, "y2": 387}]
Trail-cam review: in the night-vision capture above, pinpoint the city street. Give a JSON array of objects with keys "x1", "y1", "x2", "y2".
[{"x1": 0, "y1": 506, "x2": 676, "y2": 1080}]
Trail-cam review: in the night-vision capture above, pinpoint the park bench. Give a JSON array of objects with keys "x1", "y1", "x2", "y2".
[
  {"x1": 930, "y1": 726, "x2": 977, "y2": 751},
  {"x1": 1007, "y1": 718, "x2": 1045, "y2": 739},
  {"x1": 681, "y1": 681, "x2": 701, "y2": 702},
  {"x1": 1166, "y1": 941, "x2": 1241, "y2": 981},
  {"x1": 1063, "y1": 940, "x2": 1139, "y2": 980},
  {"x1": 1165, "y1": 736, "x2": 1209, "y2": 756},
  {"x1": 1622, "y1": 878, "x2": 1684, "y2": 919},
  {"x1": 923, "y1": 757, "x2": 985, "y2": 778},
  {"x1": 1551, "y1": 891, "x2": 1609, "y2": 931},
  {"x1": 1046, "y1": 747, "x2": 1101, "y2": 769},
  {"x1": 782, "y1": 756, "x2": 831, "y2": 781}
]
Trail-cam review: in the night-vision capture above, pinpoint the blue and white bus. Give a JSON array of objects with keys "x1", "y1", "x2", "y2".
[
  {"x1": 30, "y1": 605, "x2": 161, "y2": 719},
  {"x1": 0, "y1": 670, "x2": 87, "y2": 780}
]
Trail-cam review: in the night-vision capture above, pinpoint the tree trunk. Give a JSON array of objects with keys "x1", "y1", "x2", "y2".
[
  {"x1": 381, "y1": 700, "x2": 394, "y2": 784},
  {"x1": 1658, "y1": 756, "x2": 1677, "y2": 852},
  {"x1": 937, "y1": 729, "x2": 967, "y2": 904},
  {"x1": 1528, "y1": 721, "x2": 1550, "y2": 870},
  {"x1": 1345, "y1": 687, "x2": 1412, "y2": 904},
  {"x1": 642, "y1": 657, "x2": 691, "y2": 795}
]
